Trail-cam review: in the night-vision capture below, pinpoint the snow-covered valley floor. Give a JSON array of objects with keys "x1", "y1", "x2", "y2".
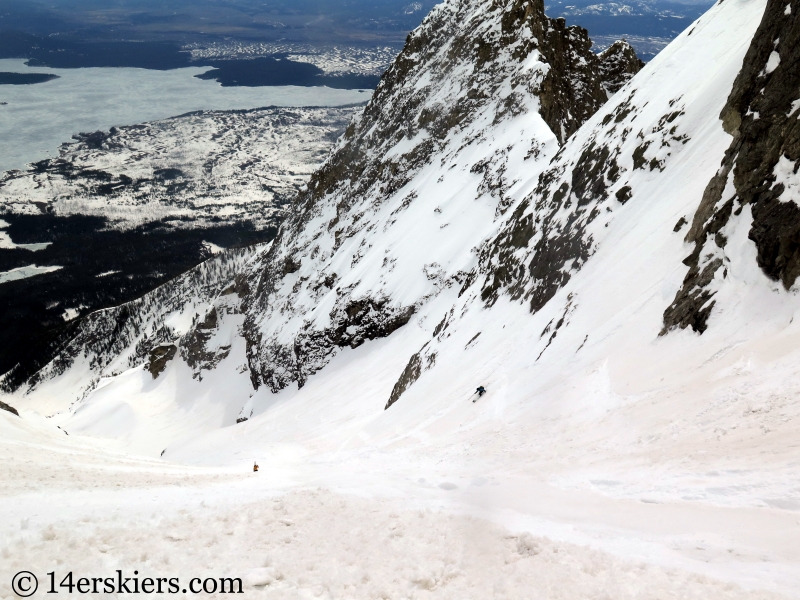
[{"x1": 2, "y1": 403, "x2": 797, "y2": 600}]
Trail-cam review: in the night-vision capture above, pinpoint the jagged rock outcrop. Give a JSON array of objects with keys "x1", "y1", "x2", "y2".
[
  {"x1": 242, "y1": 0, "x2": 642, "y2": 393},
  {"x1": 478, "y1": 0, "x2": 770, "y2": 332},
  {"x1": 8, "y1": 246, "x2": 258, "y2": 401},
  {"x1": 479, "y1": 86, "x2": 670, "y2": 313},
  {"x1": 662, "y1": 0, "x2": 800, "y2": 333},
  {"x1": 180, "y1": 306, "x2": 235, "y2": 379},
  {"x1": 146, "y1": 345, "x2": 178, "y2": 379},
  {"x1": 598, "y1": 40, "x2": 645, "y2": 96}
]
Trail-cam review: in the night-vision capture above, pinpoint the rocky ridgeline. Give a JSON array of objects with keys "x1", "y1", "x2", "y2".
[
  {"x1": 12, "y1": 0, "x2": 645, "y2": 401},
  {"x1": 476, "y1": 0, "x2": 800, "y2": 348},
  {"x1": 9, "y1": 247, "x2": 259, "y2": 399},
  {"x1": 238, "y1": 0, "x2": 643, "y2": 393},
  {"x1": 598, "y1": 40, "x2": 645, "y2": 96}
]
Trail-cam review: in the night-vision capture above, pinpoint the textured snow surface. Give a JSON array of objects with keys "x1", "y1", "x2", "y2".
[
  {"x1": 0, "y1": 413, "x2": 792, "y2": 600},
  {"x1": 4, "y1": 0, "x2": 800, "y2": 597}
]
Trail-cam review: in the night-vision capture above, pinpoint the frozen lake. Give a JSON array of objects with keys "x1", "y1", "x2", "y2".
[{"x1": 0, "y1": 59, "x2": 368, "y2": 173}]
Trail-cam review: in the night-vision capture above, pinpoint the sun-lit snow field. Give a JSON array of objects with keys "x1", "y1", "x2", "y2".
[
  {"x1": 1, "y1": 408, "x2": 795, "y2": 600},
  {"x1": 2, "y1": 0, "x2": 799, "y2": 597}
]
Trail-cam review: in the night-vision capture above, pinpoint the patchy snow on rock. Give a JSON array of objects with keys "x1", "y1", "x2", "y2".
[
  {"x1": 765, "y1": 50, "x2": 781, "y2": 73},
  {"x1": 774, "y1": 154, "x2": 800, "y2": 204},
  {"x1": 61, "y1": 307, "x2": 83, "y2": 322}
]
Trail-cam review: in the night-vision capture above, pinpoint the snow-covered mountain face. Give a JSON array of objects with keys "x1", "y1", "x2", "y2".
[
  {"x1": 23, "y1": 246, "x2": 261, "y2": 410},
  {"x1": 663, "y1": 0, "x2": 800, "y2": 333},
  {"x1": 7, "y1": 0, "x2": 644, "y2": 406},
  {"x1": 0, "y1": 106, "x2": 357, "y2": 392},
  {"x1": 239, "y1": 0, "x2": 643, "y2": 393},
  {"x1": 13, "y1": 0, "x2": 800, "y2": 522},
  {"x1": 480, "y1": 0, "x2": 797, "y2": 335},
  {"x1": 8, "y1": 0, "x2": 800, "y2": 594}
]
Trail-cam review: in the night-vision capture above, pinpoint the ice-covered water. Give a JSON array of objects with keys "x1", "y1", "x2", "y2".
[
  {"x1": 0, "y1": 59, "x2": 368, "y2": 173},
  {"x1": 0, "y1": 264, "x2": 62, "y2": 284}
]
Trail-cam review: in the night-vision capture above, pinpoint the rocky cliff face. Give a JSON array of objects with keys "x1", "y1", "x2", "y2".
[
  {"x1": 662, "y1": 0, "x2": 800, "y2": 333},
  {"x1": 240, "y1": 0, "x2": 642, "y2": 393},
  {"x1": 477, "y1": 0, "x2": 783, "y2": 335},
  {"x1": 9, "y1": 246, "x2": 258, "y2": 401},
  {"x1": 598, "y1": 40, "x2": 645, "y2": 96},
  {"x1": 10, "y1": 0, "x2": 645, "y2": 407}
]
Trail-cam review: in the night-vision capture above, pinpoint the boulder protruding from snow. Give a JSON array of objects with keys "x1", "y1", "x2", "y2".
[
  {"x1": 0, "y1": 399, "x2": 19, "y2": 417},
  {"x1": 146, "y1": 345, "x2": 178, "y2": 379}
]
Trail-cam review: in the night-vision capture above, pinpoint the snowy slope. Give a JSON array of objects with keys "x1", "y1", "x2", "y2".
[
  {"x1": 240, "y1": 0, "x2": 642, "y2": 393},
  {"x1": 6, "y1": 0, "x2": 800, "y2": 595},
  {"x1": 14, "y1": 0, "x2": 642, "y2": 412},
  {"x1": 11, "y1": 245, "x2": 264, "y2": 419}
]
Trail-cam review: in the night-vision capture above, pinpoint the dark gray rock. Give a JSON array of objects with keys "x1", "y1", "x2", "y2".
[
  {"x1": 146, "y1": 344, "x2": 177, "y2": 379},
  {"x1": 386, "y1": 348, "x2": 425, "y2": 410},
  {"x1": 598, "y1": 40, "x2": 645, "y2": 96},
  {"x1": 0, "y1": 399, "x2": 19, "y2": 417},
  {"x1": 662, "y1": 0, "x2": 800, "y2": 334},
  {"x1": 181, "y1": 307, "x2": 232, "y2": 379}
]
